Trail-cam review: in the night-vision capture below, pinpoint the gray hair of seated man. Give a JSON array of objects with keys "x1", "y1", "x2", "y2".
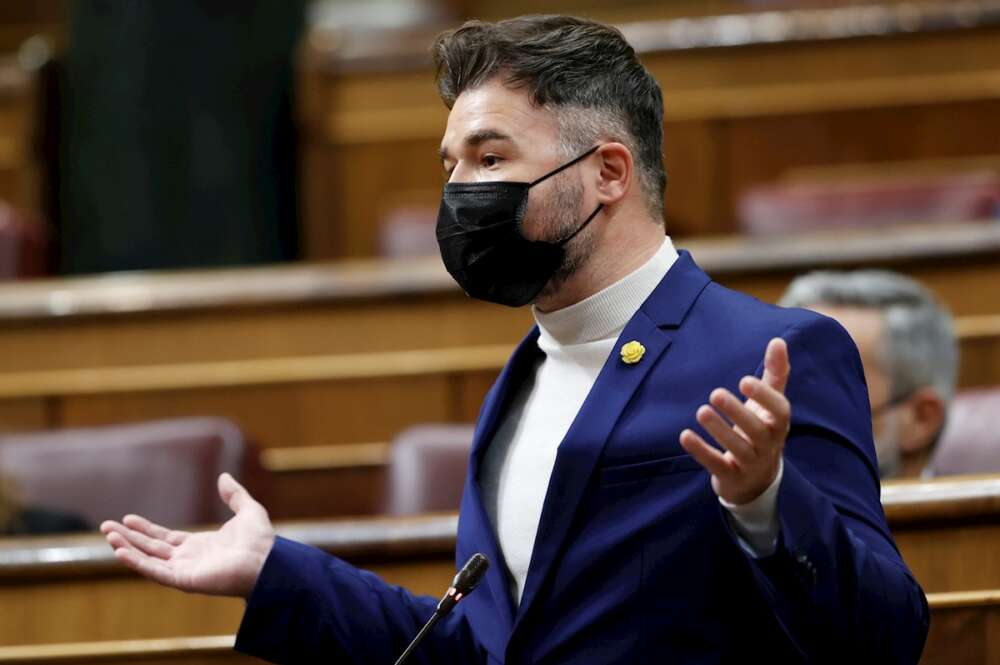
[{"x1": 779, "y1": 270, "x2": 958, "y2": 404}]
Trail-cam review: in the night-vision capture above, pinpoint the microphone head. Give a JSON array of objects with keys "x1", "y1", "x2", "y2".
[{"x1": 452, "y1": 553, "x2": 489, "y2": 594}]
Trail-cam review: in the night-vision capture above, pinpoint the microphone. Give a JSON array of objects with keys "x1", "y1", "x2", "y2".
[{"x1": 393, "y1": 553, "x2": 489, "y2": 665}]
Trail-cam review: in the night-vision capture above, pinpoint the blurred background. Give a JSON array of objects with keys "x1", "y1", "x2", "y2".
[{"x1": 1, "y1": 1, "x2": 1000, "y2": 660}]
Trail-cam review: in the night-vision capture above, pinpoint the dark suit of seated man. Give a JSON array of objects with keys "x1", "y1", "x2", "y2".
[
  {"x1": 101, "y1": 15, "x2": 929, "y2": 664},
  {"x1": 0, "y1": 482, "x2": 90, "y2": 536}
]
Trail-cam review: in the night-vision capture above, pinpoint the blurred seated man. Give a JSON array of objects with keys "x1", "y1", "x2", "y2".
[
  {"x1": 780, "y1": 270, "x2": 957, "y2": 479},
  {"x1": 0, "y1": 477, "x2": 90, "y2": 536}
]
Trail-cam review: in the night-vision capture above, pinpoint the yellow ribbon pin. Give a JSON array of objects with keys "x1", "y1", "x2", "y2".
[{"x1": 620, "y1": 340, "x2": 645, "y2": 365}]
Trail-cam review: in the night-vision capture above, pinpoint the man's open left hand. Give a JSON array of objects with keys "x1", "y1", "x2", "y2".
[{"x1": 680, "y1": 337, "x2": 791, "y2": 505}]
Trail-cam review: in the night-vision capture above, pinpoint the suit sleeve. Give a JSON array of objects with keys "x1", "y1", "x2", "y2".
[
  {"x1": 234, "y1": 537, "x2": 484, "y2": 665},
  {"x1": 732, "y1": 315, "x2": 929, "y2": 663}
]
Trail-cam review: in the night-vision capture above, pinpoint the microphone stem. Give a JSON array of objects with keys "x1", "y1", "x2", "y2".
[{"x1": 393, "y1": 610, "x2": 443, "y2": 665}]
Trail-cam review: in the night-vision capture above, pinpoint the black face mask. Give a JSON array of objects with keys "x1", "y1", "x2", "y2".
[{"x1": 436, "y1": 146, "x2": 603, "y2": 307}]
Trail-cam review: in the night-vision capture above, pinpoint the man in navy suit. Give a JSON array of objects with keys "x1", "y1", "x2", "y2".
[{"x1": 102, "y1": 15, "x2": 929, "y2": 664}]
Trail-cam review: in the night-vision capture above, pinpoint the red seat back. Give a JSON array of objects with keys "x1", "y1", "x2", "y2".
[
  {"x1": 929, "y1": 387, "x2": 1000, "y2": 477},
  {"x1": 0, "y1": 203, "x2": 49, "y2": 278},
  {"x1": 0, "y1": 417, "x2": 261, "y2": 528},
  {"x1": 384, "y1": 424, "x2": 474, "y2": 515}
]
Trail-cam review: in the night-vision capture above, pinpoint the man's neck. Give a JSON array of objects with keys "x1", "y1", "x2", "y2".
[{"x1": 534, "y1": 215, "x2": 666, "y2": 313}]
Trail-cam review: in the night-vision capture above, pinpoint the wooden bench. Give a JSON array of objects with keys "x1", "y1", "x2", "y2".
[
  {"x1": 0, "y1": 514, "x2": 458, "y2": 647},
  {"x1": 0, "y1": 312, "x2": 992, "y2": 520},
  {"x1": 1, "y1": 591, "x2": 994, "y2": 664},
  {"x1": 923, "y1": 590, "x2": 1000, "y2": 665},
  {"x1": 0, "y1": 636, "x2": 258, "y2": 665},
  {"x1": 2, "y1": 474, "x2": 998, "y2": 647},
  {"x1": 298, "y1": 0, "x2": 1000, "y2": 258}
]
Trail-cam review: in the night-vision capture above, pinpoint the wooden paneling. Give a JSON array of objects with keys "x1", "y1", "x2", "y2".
[
  {"x1": 0, "y1": 515, "x2": 457, "y2": 647},
  {"x1": 0, "y1": 222, "x2": 994, "y2": 373},
  {"x1": 0, "y1": 636, "x2": 258, "y2": 665},
  {"x1": 0, "y1": 588, "x2": 992, "y2": 665},
  {"x1": 0, "y1": 591, "x2": 995, "y2": 664},
  {"x1": 922, "y1": 591, "x2": 1000, "y2": 665},
  {"x1": 0, "y1": 1, "x2": 65, "y2": 53},
  {"x1": 0, "y1": 55, "x2": 39, "y2": 216},
  {"x1": 0, "y1": 397, "x2": 46, "y2": 431},
  {"x1": 0, "y1": 315, "x2": 992, "y2": 439}
]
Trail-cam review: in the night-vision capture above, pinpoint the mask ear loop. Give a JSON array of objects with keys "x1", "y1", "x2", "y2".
[
  {"x1": 529, "y1": 145, "x2": 601, "y2": 188},
  {"x1": 557, "y1": 203, "x2": 603, "y2": 246}
]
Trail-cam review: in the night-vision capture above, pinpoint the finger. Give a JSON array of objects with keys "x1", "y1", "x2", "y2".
[
  {"x1": 104, "y1": 522, "x2": 173, "y2": 560},
  {"x1": 708, "y1": 389, "x2": 768, "y2": 443},
  {"x1": 680, "y1": 428, "x2": 737, "y2": 478},
  {"x1": 739, "y1": 376, "x2": 791, "y2": 427},
  {"x1": 123, "y1": 514, "x2": 188, "y2": 546},
  {"x1": 113, "y1": 546, "x2": 177, "y2": 588},
  {"x1": 100, "y1": 520, "x2": 122, "y2": 535},
  {"x1": 696, "y1": 405, "x2": 757, "y2": 465},
  {"x1": 218, "y1": 472, "x2": 257, "y2": 515},
  {"x1": 762, "y1": 337, "x2": 790, "y2": 393},
  {"x1": 105, "y1": 530, "x2": 137, "y2": 553}
]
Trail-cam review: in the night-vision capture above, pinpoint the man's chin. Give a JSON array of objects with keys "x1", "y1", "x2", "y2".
[{"x1": 533, "y1": 265, "x2": 581, "y2": 311}]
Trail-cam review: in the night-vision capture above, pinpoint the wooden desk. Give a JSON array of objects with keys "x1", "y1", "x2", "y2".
[
  {"x1": 923, "y1": 590, "x2": 1000, "y2": 665},
  {"x1": 0, "y1": 591, "x2": 994, "y2": 664},
  {"x1": 0, "y1": 221, "x2": 995, "y2": 374},
  {"x1": 884, "y1": 475, "x2": 1000, "y2": 595},
  {"x1": 0, "y1": 514, "x2": 457, "y2": 647},
  {"x1": 1, "y1": 475, "x2": 998, "y2": 647},
  {"x1": 299, "y1": 0, "x2": 1000, "y2": 259}
]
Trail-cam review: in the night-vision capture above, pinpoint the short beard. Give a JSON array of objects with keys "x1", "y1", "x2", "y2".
[{"x1": 526, "y1": 171, "x2": 596, "y2": 302}]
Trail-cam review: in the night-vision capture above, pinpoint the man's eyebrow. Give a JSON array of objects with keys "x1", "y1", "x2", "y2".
[{"x1": 439, "y1": 129, "x2": 514, "y2": 162}]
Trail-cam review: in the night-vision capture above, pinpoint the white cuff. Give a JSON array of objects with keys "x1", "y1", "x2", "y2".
[{"x1": 719, "y1": 458, "x2": 783, "y2": 558}]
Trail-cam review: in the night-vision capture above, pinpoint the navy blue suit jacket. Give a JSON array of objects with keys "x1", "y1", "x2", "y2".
[{"x1": 236, "y1": 251, "x2": 929, "y2": 664}]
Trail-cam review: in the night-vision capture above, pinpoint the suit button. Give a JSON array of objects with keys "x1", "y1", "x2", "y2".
[{"x1": 794, "y1": 551, "x2": 817, "y2": 588}]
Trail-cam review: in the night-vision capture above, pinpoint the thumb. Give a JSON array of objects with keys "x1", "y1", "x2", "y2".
[
  {"x1": 218, "y1": 472, "x2": 255, "y2": 515},
  {"x1": 762, "y1": 337, "x2": 790, "y2": 394}
]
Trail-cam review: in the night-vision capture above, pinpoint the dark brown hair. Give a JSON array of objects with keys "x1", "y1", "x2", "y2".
[{"x1": 433, "y1": 15, "x2": 666, "y2": 218}]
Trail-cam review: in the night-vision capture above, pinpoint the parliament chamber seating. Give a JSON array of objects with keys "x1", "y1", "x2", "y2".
[
  {"x1": 384, "y1": 423, "x2": 474, "y2": 515},
  {"x1": 738, "y1": 169, "x2": 1000, "y2": 235},
  {"x1": 0, "y1": 417, "x2": 266, "y2": 529},
  {"x1": 930, "y1": 387, "x2": 1000, "y2": 477},
  {"x1": 298, "y1": 1, "x2": 1000, "y2": 260},
  {"x1": 0, "y1": 222, "x2": 996, "y2": 519}
]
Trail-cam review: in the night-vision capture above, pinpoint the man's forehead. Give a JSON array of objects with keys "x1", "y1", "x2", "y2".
[{"x1": 440, "y1": 81, "x2": 556, "y2": 149}]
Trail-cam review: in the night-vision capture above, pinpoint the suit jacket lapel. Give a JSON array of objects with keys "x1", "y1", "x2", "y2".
[
  {"x1": 458, "y1": 327, "x2": 542, "y2": 633},
  {"x1": 512, "y1": 250, "x2": 711, "y2": 631}
]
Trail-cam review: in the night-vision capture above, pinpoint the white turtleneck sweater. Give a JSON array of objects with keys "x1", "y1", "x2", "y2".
[{"x1": 480, "y1": 237, "x2": 781, "y2": 605}]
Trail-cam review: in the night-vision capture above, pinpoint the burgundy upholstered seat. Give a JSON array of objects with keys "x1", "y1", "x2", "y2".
[
  {"x1": 0, "y1": 203, "x2": 49, "y2": 279},
  {"x1": 0, "y1": 417, "x2": 264, "y2": 529},
  {"x1": 384, "y1": 423, "x2": 474, "y2": 515},
  {"x1": 928, "y1": 387, "x2": 1000, "y2": 477}
]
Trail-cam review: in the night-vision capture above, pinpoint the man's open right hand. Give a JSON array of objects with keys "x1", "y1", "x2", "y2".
[{"x1": 100, "y1": 472, "x2": 275, "y2": 598}]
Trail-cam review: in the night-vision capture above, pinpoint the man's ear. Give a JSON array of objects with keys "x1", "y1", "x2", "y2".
[
  {"x1": 898, "y1": 387, "x2": 947, "y2": 455},
  {"x1": 593, "y1": 142, "x2": 633, "y2": 207}
]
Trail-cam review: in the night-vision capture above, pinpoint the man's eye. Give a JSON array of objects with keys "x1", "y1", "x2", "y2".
[{"x1": 482, "y1": 154, "x2": 502, "y2": 168}]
